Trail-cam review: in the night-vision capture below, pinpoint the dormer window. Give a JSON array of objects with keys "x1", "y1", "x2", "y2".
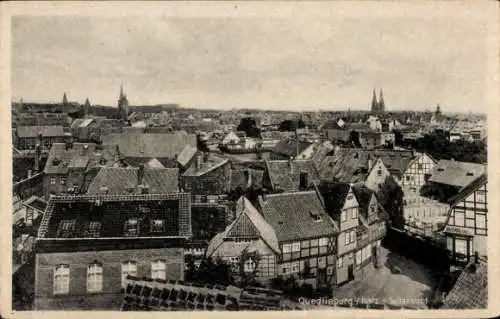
[
  {"x1": 124, "y1": 218, "x2": 140, "y2": 237},
  {"x1": 437, "y1": 168, "x2": 445, "y2": 172},
  {"x1": 310, "y1": 210, "x2": 322, "y2": 222},
  {"x1": 150, "y1": 219, "x2": 165, "y2": 233},
  {"x1": 57, "y1": 219, "x2": 76, "y2": 238}
]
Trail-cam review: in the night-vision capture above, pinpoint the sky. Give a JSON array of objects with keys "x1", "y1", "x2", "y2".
[{"x1": 11, "y1": 9, "x2": 489, "y2": 112}]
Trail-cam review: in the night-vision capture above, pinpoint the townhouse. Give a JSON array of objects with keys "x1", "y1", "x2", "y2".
[
  {"x1": 263, "y1": 159, "x2": 320, "y2": 192},
  {"x1": 15, "y1": 125, "x2": 70, "y2": 150},
  {"x1": 33, "y1": 193, "x2": 191, "y2": 310},
  {"x1": 42, "y1": 142, "x2": 123, "y2": 199},
  {"x1": 206, "y1": 193, "x2": 338, "y2": 288}
]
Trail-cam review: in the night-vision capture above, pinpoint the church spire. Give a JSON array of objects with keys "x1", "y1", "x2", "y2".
[
  {"x1": 62, "y1": 92, "x2": 68, "y2": 105},
  {"x1": 371, "y1": 88, "x2": 378, "y2": 113},
  {"x1": 379, "y1": 88, "x2": 385, "y2": 113}
]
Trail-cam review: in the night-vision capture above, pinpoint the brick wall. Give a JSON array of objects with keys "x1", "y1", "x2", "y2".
[{"x1": 34, "y1": 247, "x2": 184, "y2": 310}]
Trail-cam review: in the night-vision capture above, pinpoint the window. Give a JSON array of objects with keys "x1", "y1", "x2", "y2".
[
  {"x1": 406, "y1": 175, "x2": 411, "y2": 182},
  {"x1": 54, "y1": 264, "x2": 70, "y2": 294},
  {"x1": 455, "y1": 239, "x2": 468, "y2": 256},
  {"x1": 317, "y1": 257, "x2": 326, "y2": 269},
  {"x1": 60, "y1": 177, "x2": 66, "y2": 185},
  {"x1": 345, "y1": 232, "x2": 350, "y2": 245},
  {"x1": 346, "y1": 195, "x2": 353, "y2": 201},
  {"x1": 150, "y1": 219, "x2": 165, "y2": 233},
  {"x1": 244, "y1": 259, "x2": 256, "y2": 273},
  {"x1": 327, "y1": 266, "x2": 334, "y2": 275},
  {"x1": 87, "y1": 263, "x2": 103, "y2": 293},
  {"x1": 418, "y1": 164, "x2": 423, "y2": 170},
  {"x1": 465, "y1": 219, "x2": 475, "y2": 228},
  {"x1": 292, "y1": 242, "x2": 301, "y2": 252},
  {"x1": 351, "y1": 208, "x2": 357, "y2": 219},
  {"x1": 377, "y1": 168, "x2": 382, "y2": 176},
  {"x1": 50, "y1": 177, "x2": 56, "y2": 185},
  {"x1": 281, "y1": 263, "x2": 290, "y2": 274},
  {"x1": 341, "y1": 211, "x2": 347, "y2": 222},
  {"x1": 337, "y1": 257, "x2": 343, "y2": 268},
  {"x1": 83, "y1": 221, "x2": 101, "y2": 238},
  {"x1": 319, "y1": 237, "x2": 328, "y2": 247},
  {"x1": 291, "y1": 261, "x2": 300, "y2": 273},
  {"x1": 356, "y1": 251, "x2": 362, "y2": 265},
  {"x1": 57, "y1": 219, "x2": 76, "y2": 238},
  {"x1": 466, "y1": 210, "x2": 475, "y2": 219},
  {"x1": 124, "y1": 219, "x2": 140, "y2": 237},
  {"x1": 282, "y1": 244, "x2": 292, "y2": 253},
  {"x1": 151, "y1": 260, "x2": 167, "y2": 280},
  {"x1": 310, "y1": 211, "x2": 322, "y2": 222},
  {"x1": 122, "y1": 261, "x2": 137, "y2": 287}
]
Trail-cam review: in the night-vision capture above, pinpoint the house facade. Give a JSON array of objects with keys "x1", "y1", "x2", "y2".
[
  {"x1": 33, "y1": 193, "x2": 191, "y2": 310},
  {"x1": 442, "y1": 175, "x2": 487, "y2": 265},
  {"x1": 400, "y1": 152, "x2": 436, "y2": 189}
]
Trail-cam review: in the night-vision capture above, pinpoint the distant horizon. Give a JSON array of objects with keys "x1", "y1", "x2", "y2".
[{"x1": 11, "y1": 7, "x2": 490, "y2": 114}]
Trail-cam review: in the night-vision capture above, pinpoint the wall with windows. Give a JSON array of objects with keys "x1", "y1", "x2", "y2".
[
  {"x1": 402, "y1": 154, "x2": 435, "y2": 188},
  {"x1": 34, "y1": 247, "x2": 184, "y2": 310},
  {"x1": 335, "y1": 251, "x2": 355, "y2": 284},
  {"x1": 448, "y1": 183, "x2": 487, "y2": 257},
  {"x1": 364, "y1": 159, "x2": 391, "y2": 192}
]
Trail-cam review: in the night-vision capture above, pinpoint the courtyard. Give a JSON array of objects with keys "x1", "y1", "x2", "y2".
[{"x1": 332, "y1": 247, "x2": 437, "y2": 309}]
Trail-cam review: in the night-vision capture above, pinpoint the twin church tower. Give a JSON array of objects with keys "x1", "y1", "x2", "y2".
[{"x1": 371, "y1": 88, "x2": 385, "y2": 114}]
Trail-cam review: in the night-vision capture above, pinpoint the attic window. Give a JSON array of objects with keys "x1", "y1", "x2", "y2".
[
  {"x1": 57, "y1": 219, "x2": 76, "y2": 238},
  {"x1": 150, "y1": 219, "x2": 165, "y2": 233},
  {"x1": 466, "y1": 172, "x2": 474, "y2": 176},
  {"x1": 437, "y1": 168, "x2": 445, "y2": 172},
  {"x1": 124, "y1": 218, "x2": 140, "y2": 237},
  {"x1": 84, "y1": 221, "x2": 101, "y2": 238},
  {"x1": 310, "y1": 211, "x2": 322, "y2": 222}
]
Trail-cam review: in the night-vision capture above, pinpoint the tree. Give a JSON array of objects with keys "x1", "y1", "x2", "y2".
[{"x1": 237, "y1": 117, "x2": 261, "y2": 138}]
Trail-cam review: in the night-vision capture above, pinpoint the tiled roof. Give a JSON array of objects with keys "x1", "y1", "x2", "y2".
[
  {"x1": 37, "y1": 193, "x2": 191, "y2": 239},
  {"x1": 176, "y1": 145, "x2": 198, "y2": 168},
  {"x1": 371, "y1": 150, "x2": 416, "y2": 176},
  {"x1": 43, "y1": 143, "x2": 121, "y2": 175},
  {"x1": 265, "y1": 160, "x2": 319, "y2": 192},
  {"x1": 86, "y1": 167, "x2": 179, "y2": 195},
  {"x1": 120, "y1": 277, "x2": 303, "y2": 311},
  {"x1": 428, "y1": 160, "x2": 486, "y2": 189},
  {"x1": 23, "y1": 196, "x2": 47, "y2": 212},
  {"x1": 314, "y1": 181, "x2": 351, "y2": 222},
  {"x1": 317, "y1": 149, "x2": 373, "y2": 184},
  {"x1": 272, "y1": 138, "x2": 311, "y2": 158},
  {"x1": 182, "y1": 154, "x2": 228, "y2": 177},
  {"x1": 101, "y1": 132, "x2": 197, "y2": 159},
  {"x1": 351, "y1": 185, "x2": 389, "y2": 222},
  {"x1": 447, "y1": 174, "x2": 487, "y2": 206},
  {"x1": 228, "y1": 169, "x2": 265, "y2": 191},
  {"x1": 17, "y1": 125, "x2": 65, "y2": 138},
  {"x1": 257, "y1": 191, "x2": 338, "y2": 242},
  {"x1": 442, "y1": 261, "x2": 487, "y2": 309}
]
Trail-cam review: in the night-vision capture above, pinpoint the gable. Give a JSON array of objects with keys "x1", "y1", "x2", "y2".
[
  {"x1": 227, "y1": 213, "x2": 260, "y2": 238},
  {"x1": 342, "y1": 188, "x2": 359, "y2": 209}
]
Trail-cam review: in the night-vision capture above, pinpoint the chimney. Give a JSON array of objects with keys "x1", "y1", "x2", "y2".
[
  {"x1": 299, "y1": 171, "x2": 309, "y2": 190},
  {"x1": 244, "y1": 169, "x2": 252, "y2": 188},
  {"x1": 137, "y1": 164, "x2": 145, "y2": 186},
  {"x1": 114, "y1": 145, "x2": 120, "y2": 162},
  {"x1": 203, "y1": 151, "x2": 209, "y2": 163},
  {"x1": 34, "y1": 143, "x2": 41, "y2": 172},
  {"x1": 474, "y1": 251, "x2": 479, "y2": 264},
  {"x1": 37, "y1": 132, "x2": 43, "y2": 150},
  {"x1": 367, "y1": 154, "x2": 373, "y2": 171}
]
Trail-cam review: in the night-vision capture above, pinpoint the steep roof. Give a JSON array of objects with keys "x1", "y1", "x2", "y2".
[
  {"x1": 37, "y1": 193, "x2": 191, "y2": 239},
  {"x1": 176, "y1": 145, "x2": 198, "y2": 168},
  {"x1": 257, "y1": 191, "x2": 338, "y2": 242},
  {"x1": 101, "y1": 132, "x2": 197, "y2": 159},
  {"x1": 371, "y1": 149, "x2": 416, "y2": 177},
  {"x1": 442, "y1": 261, "x2": 487, "y2": 309},
  {"x1": 206, "y1": 197, "x2": 280, "y2": 256},
  {"x1": 43, "y1": 143, "x2": 121, "y2": 175},
  {"x1": 317, "y1": 149, "x2": 373, "y2": 184},
  {"x1": 86, "y1": 167, "x2": 179, "y2": 195},
  {"x1": 17, "y1": 125, "x2": 65, "y2": 138},
  {"x1": 428, "y1": 160, "x2": 486, "y2": 189},
  {"x1": 265, "y1": 160, "x2": 319, "y2": 192},
  {"x1": 351, "y1": 185, "x2": 389, "y2": 222},
  {"x1": 272, "y1": 138, "x2": 311, "y2": 158},
  {"x1": 182, "y1": 154, "x2": 228, "y2": 177},
  {"x1": 314, "y1": 181, "x2": 351, "y2": 221}
]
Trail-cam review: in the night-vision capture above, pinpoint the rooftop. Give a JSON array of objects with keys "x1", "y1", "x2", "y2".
[
  {"x1": 258, "y1": 191, "x2": 338, "y2": 243},
  {"x1": 265, "y1": 160, "x2": 319, "y2": 192},
  {"x1": 17, "y1": 125, "x2": 65, "y2": 138},
  {"x1": 442, "y1": 260, "x2": 487, "y2": 309},
  {"x1": 37, "y1": 193, "x2": 191, "y2": 240},
  {"x1": 428, "y1": 160, "x2": 486, "y2": 189}
]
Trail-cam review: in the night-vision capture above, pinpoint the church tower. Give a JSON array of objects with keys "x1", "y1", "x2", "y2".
[
  {"x1": 117, "y1": 84, "x2": 129, "y2": 121},
  {"x1": 371, "y1": 88, "x2": 379, "y2": 113},
  {"x1": 83, "y1": 98, "x2": 91, "y2": 117},
  {"x1": 378, "y1": 88, "x2": 385, "y2": 113},
  {"x1": 62, "y1": 92, "x2": 68, "y2": 105}
]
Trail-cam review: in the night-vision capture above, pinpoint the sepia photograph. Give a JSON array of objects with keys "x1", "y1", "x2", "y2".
[{"x1": 2, "y1": 1, "x2": 498, "y2": 318}]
